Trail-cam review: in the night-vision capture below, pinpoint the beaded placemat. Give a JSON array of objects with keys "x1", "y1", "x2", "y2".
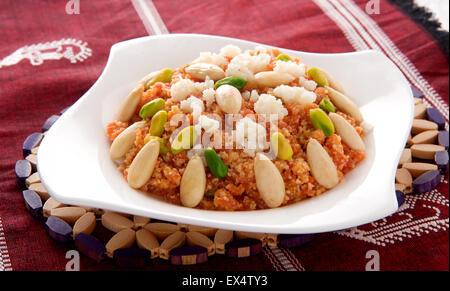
[{"x1": 14, "y1": 86, "x2": 448, "y2": 267}]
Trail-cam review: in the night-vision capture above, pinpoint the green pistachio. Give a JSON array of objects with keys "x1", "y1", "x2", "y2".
[
  {"x1": 146, "y1": 68, "x2": 173, "y2": 89},
  {"x1": 149, "y1": 110, "x2": 168, "y2": 137},
  {"x1": 204, "y1": 148, "x2": 228, "y2": 178},
  {"x1": 309, "y1": 108, "x2": 335, "y2": 137},
  {"x1": 275, "y1": 53, "x2": 293, "y2": 62},
  {"x1": 271, "y1": 132, "x2": 294, "y2": 160},
  {"x1": 319, "y1": 98, "x2": 336, "y2": 113},
  {"x1": 171, "y1": 126, "x2": 197, "y2": 154},
  {"x1": 214, "y1": 76, "x2": 247, "y2": 90},
  {"x1": 139, "y1": 98, "x2": 165, "y2": 119},
  {"x1": 307, "y1": 67, "x2": 329, "y2": 87},
  {"x1": 143, "y1": 135, "x2": 170, "y2": 154}
]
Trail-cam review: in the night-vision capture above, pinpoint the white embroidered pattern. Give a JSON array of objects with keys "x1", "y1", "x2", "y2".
[
  {"x1": 339, "y1": 0, "x2": 449, "y2": 127},
  {"x1": 263, "y1": 246, "x2": 305, "y2": 271},
  {"x1": 313, "y1": 0, "x2": 449, "y2": 247},
  {"x1": 336, "y1": 188, "x2": 449, "y2": 246},
  {"x1": 0, "y1": 217, "x2": 12, "y2": 271},
  {"x1": 0, "y1": 38, "x2": 92, "y2": 68},
  {"x1": 313, "y1": 0, "x2": 449, "y2": 130}
]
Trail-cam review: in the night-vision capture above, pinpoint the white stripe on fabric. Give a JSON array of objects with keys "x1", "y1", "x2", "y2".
[
  {"x1": 262, "y1": 246, "x2": 285, "y2": 271},
  {"x1": 339, "y1": 0, "x2": 449, "y2": 123},
  {"x1": 144, "y1": 0, "x2": 169, "y2": 34},
  {"x1": 131, "y1": 0, "x2": 169, "y2": 35},
  {"x1": 281, "y1": 248, "x2": 306, "y2": 271},
  {"x1": 265, "y1": 246, "x2": 305, "y2": 271},
  {"x1": 313, "y1": 0, "x2": 449, "y2": 128},
  {"x1": 132, "y1": 0, "x2": 156, "y2": 35},
  {"x1": 313, "y1": 0, "x2": 370, "y2": 51},
  {"x1": 0, "y1": 217, "x2": 12, "y2": 271}
]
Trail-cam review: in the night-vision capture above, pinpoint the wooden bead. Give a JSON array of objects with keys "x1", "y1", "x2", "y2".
[
  {"x1": 170, "y1": 246, "x2": 208, "y2": 265},
  {"x1": 226, "y1": 238, "x2": 262, "y2": 258},
  {"x1": 73, "y1": 212, "x2": 96, "y2": 236},
  {"x1": 74, "y1": 233, "x2": 106, "y2": 262},
  {"x1": 105, "y1": 229, "x2": 136, "y2": 258},
  {"x1": 50, "y1": 207, "x2": 86, "y2": 225}
]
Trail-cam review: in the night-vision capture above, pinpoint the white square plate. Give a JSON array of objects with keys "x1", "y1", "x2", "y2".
[{"x1": 38, "y1": 34, "x2": 413, "y2": 233}]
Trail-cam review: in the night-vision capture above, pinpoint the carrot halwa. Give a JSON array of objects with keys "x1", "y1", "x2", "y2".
[{"x1": 107, "y1": 44, "x2": 366, "y2": 211}]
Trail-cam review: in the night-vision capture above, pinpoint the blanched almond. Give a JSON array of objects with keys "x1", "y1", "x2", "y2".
[
  {"x1": 255, "y1": 71, "x2": 295, "y2": 88},
  {"x1": 105, "y1": 228, "x2": 136, "y2": 258},
  {"x1": 159, "y1": 231, "x2": 186, "y2": 260},
  {"x1": 254, "y1": 153, "x2": 285, "y2": 208},
  {"x1": 73, "y1": 212, "x2": 96, "y2": 237},
  {"x1": 127, "y1": 139, "x2": 160, "y2": 189},
  {"x1": 109, "y1": 121, "x2": 147, "y2": 160},
  {"x1": 144, "y1": 223, "x2": 180, "y2": 240},
  {"x1": 329, "y1": 113, "x2": 365, "y2": 151},
  {"x1": 321, "y1": 69, "x2": 346, "y2": 94},
  {"x1": 50, "y1": 207, "x2": 86, "y2": 225},
  {"x1": 411, "y1": 130, "x2": 439, "y2": 145},
  {"x1": 215, "y1": 84, "x2": 242, "y2": 114},
  {"x1": 185, "y1": 63, "x2": 225, "y2": 81},
  {"x1": 186, "y1": 231, "x2": 215, "y2": 256},
  {"x1": 325, "y1": 86, "x2": 363, "y2": 123},
  {"x1": 136, "y1": 228, "x2": 160, "y2": 258},
  {"x1": 214, "y1": 229, "x2": 234, "y2": 255},
  {"x1": 360, "y1": 121, "x2": 373, "y2": 135},
  {"x1": 306, "y1": 138, "x2": 339, "y2": 189},
  {"x1": 101, "y1": 211, "x2": 134, "y2": 233},
  {"x1": 116, "y1": 84, "x2": 144, "y2": 122},
  {"x1": 180, "y1": 156, "x2": 206, "y2": 208}
]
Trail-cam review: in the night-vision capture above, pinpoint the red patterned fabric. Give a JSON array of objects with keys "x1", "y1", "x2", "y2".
[{"x1": 0, "y1": 0, "x2": 448, "y2": 271}]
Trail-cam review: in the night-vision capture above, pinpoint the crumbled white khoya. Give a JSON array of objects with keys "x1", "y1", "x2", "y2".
[
  {"x1": 249, "y1": 90, "x2": 260, "y2": 102},
  {"x1": 192, "y1": 52, "x2": 228, "y2": 67},
  {"x1": 234, "y1": 117, "x2": 269, "y2": 156},
  {"x1": 253, "y1": 94, "x2": 288, "y2": 120},
  {"x1": 241, "y1": 90, "x2": 251, "y2": 100},
  {"x1": 225, "y1": 52, "x2": 271, "y2": 81},
  {"x1": 202, "y1": 88, "x2": 216, "y2": 108},
  {"x1": 273, "y1": 85, "x2": 316, "y2": 105},
  {"x1": 299, "y1": 77, "x2": 317, "y2": 91},
  {"x1": 180, "y1": 96, "x2": 204, "y2": 119},
  {"x1": 171, "y1": 79, "x2": 198, "y2": 101},
  {"x1": 198, "y1": 115, "x2": 220, "y2": 134},
  {"x1": 220, "y1": 44, "x2": 242, "y2": 59},
  {"x1": 194, "y1": 76, "x2": 214, "y2": 92},
  {"x1": 273, "y1": 60, "x2": 306, "y2": 78}
]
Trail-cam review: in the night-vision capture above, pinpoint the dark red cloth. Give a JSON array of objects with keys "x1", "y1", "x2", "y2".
[{"x1": 0, "y1": 0, "x2": 448, "y2": 271}]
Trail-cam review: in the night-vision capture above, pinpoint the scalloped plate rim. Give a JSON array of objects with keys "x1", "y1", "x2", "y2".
[{"x1": 37, "y1": 34, "x2": 413, "y2": 234}]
